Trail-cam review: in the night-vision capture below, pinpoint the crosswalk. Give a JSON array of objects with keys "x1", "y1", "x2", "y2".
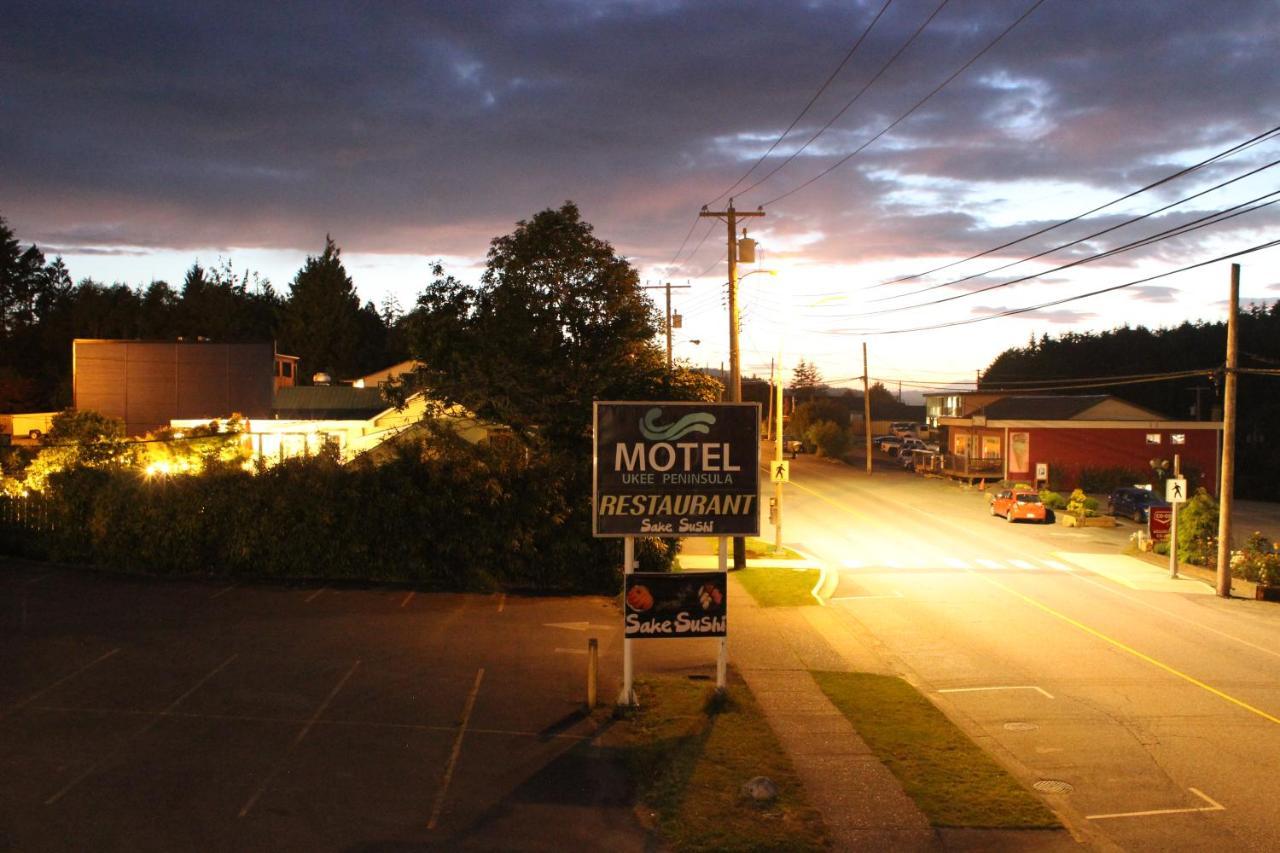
[
  {"x1": 835, "y1": 552, "x2": 1214, "y2": 595},
  {"x1": 839, "y1": 555, "x2": 1066, "y2": 573}
]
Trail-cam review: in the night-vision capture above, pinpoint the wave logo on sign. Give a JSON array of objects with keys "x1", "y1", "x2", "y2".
[{"x1": 639, "y1": 408, "x2": 716, "y2": 442}]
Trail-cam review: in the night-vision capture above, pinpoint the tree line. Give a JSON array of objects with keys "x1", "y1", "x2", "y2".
[{"x1": 0, "y1": 217, "x2": 407, "y2": 411}]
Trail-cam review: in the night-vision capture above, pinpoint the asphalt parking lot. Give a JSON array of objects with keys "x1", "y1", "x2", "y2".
[{"x1": 0, "y1": 559, "x2": 654, "y2": 852}]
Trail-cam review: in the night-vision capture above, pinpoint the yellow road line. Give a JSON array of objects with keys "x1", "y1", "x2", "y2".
[{"x1": 970, "y1": 569, "x2": 1280, "y2": 726}]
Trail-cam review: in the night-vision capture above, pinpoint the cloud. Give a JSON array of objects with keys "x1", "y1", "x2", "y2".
[
  {"x1": 968, "y1": 305, "x2": 1096, "y2": 324},
  {"x1": 1128, "y1": 286, "x2": 1179, "y2": 303}
]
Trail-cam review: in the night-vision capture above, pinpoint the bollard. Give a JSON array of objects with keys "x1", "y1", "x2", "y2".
[{"x1": 587, "y1": 638, "x2": 598, "y2": 709}]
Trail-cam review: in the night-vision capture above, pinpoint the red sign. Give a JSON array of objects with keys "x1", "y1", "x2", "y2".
[{"x1": 1149, "y1": 506, "x2": 1173, "y2": 542}]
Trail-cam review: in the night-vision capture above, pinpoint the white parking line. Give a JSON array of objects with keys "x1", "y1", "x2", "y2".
[
  {"x1": 304, "y1": 587, "x2": 327, "y2": 603},
  {"x1": 239, "y1": 660, "x2": 361, "y2": 818},
  {"x1": 938, "y1": 685, "x2": 1055, "y2": 699},
  {"x1": 428, "y1": 667, "x2": 485, "y2": 830},
  {"x1": 399, "y1": 591, "x2": 415, "y2": 608},
  {"x1": 554, "y1": 647, "x2": 589, "y2": 655},
  {"x1": 210, "y1": 585, "x2": 236, "y2": 599},
  {"x1": 1, "y1": 647, "x2": 120, "y2": 722},
  {"x1": 1087, "y1": 787, "x2": 1225, "y2": 820}
]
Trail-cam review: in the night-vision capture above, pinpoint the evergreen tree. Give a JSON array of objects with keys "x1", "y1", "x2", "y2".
[{"x1": 280, "y1": 236, "x2": 363, "y2": 381}]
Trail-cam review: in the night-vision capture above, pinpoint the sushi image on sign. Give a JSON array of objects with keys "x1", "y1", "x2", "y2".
[
  {"x1": 593, "y1": 401, "x2": 761, "y2": 537},
  {"x1": 624, "y1": 572, "x2": 727, "y2": 638}
]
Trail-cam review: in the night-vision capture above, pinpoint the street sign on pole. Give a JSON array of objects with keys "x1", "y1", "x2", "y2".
[
  {"x1": 1149, "y1": 506, "x2": 1173, "y2": 542},
  {"x1": 1166, "y1": 477, "x2": 1188, "y2": 504},
  {"x1": 771, "y1": 459, "x2": 789, "y2": 484}
]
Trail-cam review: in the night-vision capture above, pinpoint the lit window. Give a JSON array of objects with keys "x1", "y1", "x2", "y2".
[
  {"x1": 1146, "y1": 433, "x2": 1161, "y2": 444},
  {"x1": 1171, "y1": 433, "x2": 1186, "y2": 445}
]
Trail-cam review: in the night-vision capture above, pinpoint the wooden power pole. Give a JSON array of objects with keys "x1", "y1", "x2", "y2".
[
  {"x1": 700, "y1": 200, "x2": 764, "y2": 570},
  {"x1": 863, "y1": 343, "x2": 872, "y2": 475},
  {"x1": 1216, "y1": 263, "x2": 1240, "y2": 598}
]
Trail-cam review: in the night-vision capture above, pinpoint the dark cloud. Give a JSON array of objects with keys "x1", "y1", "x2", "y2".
[
  {"x1": 1, "y1": 0, "x2": 1276, "y2": 284},
  {"x1": 1128, "y1": 286, "x2": 1179, "y2": 304}
]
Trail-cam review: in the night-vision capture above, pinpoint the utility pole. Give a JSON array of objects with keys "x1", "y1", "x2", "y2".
[
  {"x1": 701, "y1": 199, "x2": 765, "y2": 570},
  {"x1": 642, "y1": 282, "x2": 690, "y2": 370},
  {"x1": 863, "y1": 343, "x2": 873, "y2": 475},
  {"x1": 766, "y1": 357, "x2": 774, "y2": 441},
  {"x1": 1216, "y1": 263, "x2": 1240, "y2": 598},
  {"x1": 1169, "y1": 453, "x2": 1181, "y2": 579},
  {"x1": 774, "y1": 355, "x2": 784, "y2": 553}
]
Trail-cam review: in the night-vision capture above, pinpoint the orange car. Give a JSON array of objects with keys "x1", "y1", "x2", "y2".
[{"x1": 989, "y1": 489, "x2": 1049, "y2": 524}]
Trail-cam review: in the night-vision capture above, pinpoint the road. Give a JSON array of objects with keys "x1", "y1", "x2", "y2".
[{"x1": 774, "y1": 449, "x2": 1280, "y2": 851}]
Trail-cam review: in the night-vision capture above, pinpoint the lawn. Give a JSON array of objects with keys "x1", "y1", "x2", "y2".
[
  {"x1": 812, "y1": 672, "x2": 1060, "y2": 829},
  {"x1": 735, "y1": 567, "x2": 821, "y2": 607},
  {"x1": 601, "y1": 674, "x2": 826, "y2": 851}
]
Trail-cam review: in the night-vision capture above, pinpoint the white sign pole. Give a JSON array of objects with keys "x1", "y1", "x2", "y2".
[
  {"x1": 717, "y1": 536, "x2": 728, "y2": 690},
  {"x1": 619, "y1": 536, "x2": 636, "y2": 705}
]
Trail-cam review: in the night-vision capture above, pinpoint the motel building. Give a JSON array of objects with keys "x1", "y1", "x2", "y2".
[{"x1": 923, "y1": 393, "x2": 1222, "y2": 494}]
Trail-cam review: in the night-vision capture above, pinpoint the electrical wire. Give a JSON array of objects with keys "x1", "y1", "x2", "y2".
[
  {"x1": 863, "y1": 122, "x2": 1280, "y2": 291},
  {"x1": 868, "y1": 155, "x2": 1280, "y2": 305},
  {"x1": 759, "y1": 0, "x2": 1048, "y2": 207},
  {"x1": 796, "y1": 188, "x2": 1280, "y2": 321},
  {"x1": 855, "y1": 236, "x2": 1280, "y2": 336},
  {"x1": 734, "y1": 0, "x2": 948, "y2": 199},
  {"x1": 704, "y1": 0, "x2": 896, "y2": 208}
]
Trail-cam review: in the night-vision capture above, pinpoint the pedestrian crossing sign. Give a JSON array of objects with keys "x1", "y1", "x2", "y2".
[
  {"x1": 1166, "y1": 477, "x2": 1187, "y2": 504},
  {"x1": 772, "y1": 460, "x2": 790, "y2": 483}
]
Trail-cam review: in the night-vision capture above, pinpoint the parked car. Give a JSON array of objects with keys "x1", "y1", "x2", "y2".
[
  {"x1": 783, "y1": 436, "x2": 805, "y2": 457},
  {"x1": 890, "y1": 421, "x2": 921, "y2": 438},
  {"x1": 878, "y1": 435, "x2": 903, "y2": 453},
  {"x1": 898, "y1": 437, "x2": 940, "y2": 455},
  {"x1": 1108, "y1": 487, "x2": 1169, "y2": 523},
  {"x1": 989, "y1": 489, "x2": 1050, "y2": 523}
]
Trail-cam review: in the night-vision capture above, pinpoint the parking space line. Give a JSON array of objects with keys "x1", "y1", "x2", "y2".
[
  {"x1": 497, "y1": 593, "x2": 506, "y2": 613},
  {"x1": 1, "y1": 647, "x2": 120, "y2": 722},
  {"x1": 45, "y1": 653, "x2": 238, "y2": 805},
  {"x1": 428, "y1": 667, "x2": 485, "y2": 831},
  {"x1": 938, "y1": 685, "x2": 1055, "y2": 699},
  {"x1": 238, "y1": 660, "x2": 361, "y2": 818},
  {"x1": 555, "y1": 647, "x2": 588, "y2": 655},
  {"x1": 1086, "y1": 787, "x2": 1225, "y2": 820},
  {"x1": 22, "y1": 572, "x2": 51, "y2": 585},
  {"x1": 211, "y1": 585, "x2": 236, "y2": 599},
  {"x1": 400, "y1": 591, "x2": 416, "y2": 608},
  {"x1": 304, "y1": 587, "x2": 327, "y2": 603},
  {"x1": 30, "y1": 704, "x2": 593, "y2": 741}
]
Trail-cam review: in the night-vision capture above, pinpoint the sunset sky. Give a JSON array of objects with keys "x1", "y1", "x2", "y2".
[{"x1": 3, "y1": 0, "x2": 1278, "y2": 396}]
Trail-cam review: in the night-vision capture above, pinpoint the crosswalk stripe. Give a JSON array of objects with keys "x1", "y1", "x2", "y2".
[
  {"x1": 841, "y1": 558, "x2": 864, "y2": 569},
  {"x1": 975, "y1": 558, "x2": 1003, "y2": 570},
  {"x1": 1042, "y1": 560, "x2": 1071, "y2": 571},
  {"x1": 1009, "y1": 559, "x2": 1035, "y2": 570},
  {"x1": 944, "y1": 557, "x2": 970, "y2": 569}
]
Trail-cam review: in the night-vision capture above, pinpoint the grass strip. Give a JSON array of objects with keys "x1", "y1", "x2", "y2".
[
  {"x1": 735, "y1": 567, "x2": 821, "y2": 607},
  {"x1": 744, "y1": 537, "x2": 804, "y2": 560},
  {"x1": 601, "y1": 674, "x2": 826, "y2": 852},
  {"x1": 812, "y1": 671, "x2": 1059, "y2": 829}
]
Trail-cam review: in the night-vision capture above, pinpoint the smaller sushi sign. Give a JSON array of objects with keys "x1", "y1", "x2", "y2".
[{"x1": 624, "y1": 572, "x2": 727, "y2": 638}]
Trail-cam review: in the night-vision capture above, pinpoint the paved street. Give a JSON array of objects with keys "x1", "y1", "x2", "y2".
[
  {"x1": 0, "y1": 561, "x2": 651, "y2": 852},
  {"x1": 774, "y1": 450, "x2": 1280, "y2": 851}
]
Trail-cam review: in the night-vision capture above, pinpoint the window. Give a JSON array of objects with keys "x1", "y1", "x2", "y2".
[
  {"x1": 1146, "y1": 433, "x2": 1161, "y2": 445},
  {"x1": 282, "y1": 361, "x2": 294, "y2": 378},
  {"x1": 1171, "y1": 433, "x2": 1186, "y2": 445},
  {"x1": 982, "y1": 435, "x2": 1002, "y2": 459}
]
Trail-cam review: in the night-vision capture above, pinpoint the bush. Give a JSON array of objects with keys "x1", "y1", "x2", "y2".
[
  {"x1": 1038, "y1": 490, "x2": 1066, "y2": 510},
  {"x1": 1177, "y1": 488, "x2": 1219, "y2": 566},
  {"x1": 0, "y1": 430, "x2": 673, "y2": 593},
  {"x1": 1065, "y1": 489, "x2": 1100, "y2": 517},
  {"x1": 805, "y1": 420, "x2": 850, "y2": 458},
  {"x1": 1078, "y1": 466, "x2": 1147, "y2": 495},
  {"x1": 1231, "y1": 531, "x2": 1280, "y2": 585}
]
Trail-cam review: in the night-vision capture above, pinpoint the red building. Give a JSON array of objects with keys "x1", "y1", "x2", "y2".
[{"x1": 926, "y1": 394, "x2": 1221, "y2": 494}]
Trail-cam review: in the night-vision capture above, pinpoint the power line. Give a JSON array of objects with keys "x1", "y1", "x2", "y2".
[
  {"x1": 863, "y1": 122, "x2": 1280, "y2": 291},
  {"x1": 734, "y1": 0, "x2": 947, "y2": 199},
  {"x1": 857, "y1": 237, "x2": 1280, "y2": 336},
  {"x1": 830, "y1": 189, "x2": 1280, "y2": 320},
  {"x1": 704, "y1": 0, "x2": 896, "y2": 207},
  {"x1": 869, "y1": 155, "x2": 1280, "y2": 305},
  {"x1": 759, "y1": 0, "x2": 1048, "y2": 207}
]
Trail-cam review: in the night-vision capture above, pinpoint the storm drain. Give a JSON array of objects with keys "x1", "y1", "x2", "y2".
[
  {"x1": 1003, "y1": 722, "x2": 1039, "y2": 732},
  {"x1": 1034, "y1": 780, "x2": 1075, "y2": 795}
]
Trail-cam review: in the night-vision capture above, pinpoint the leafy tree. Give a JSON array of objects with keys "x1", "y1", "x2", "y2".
[
  {"x1": 867, "y1": 381, "x2": 897, "y2": 408},
  {"x1": 791, "y1": 398, "x2": 849, "y2": 438},
  {"x1": 280, "y1": 236, "x2": 364, "y2": 381},
  {"x1": 805, "y1": 420, "x2": 850, "y2": 458},
  {"x1": 405, "y1": 201, "x2": 672, "y2": 452}
]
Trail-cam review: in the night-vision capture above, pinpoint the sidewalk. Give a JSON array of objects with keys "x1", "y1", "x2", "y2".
[{"x1": 684, "y1": 537, "x2": 1085, "y2": 851}]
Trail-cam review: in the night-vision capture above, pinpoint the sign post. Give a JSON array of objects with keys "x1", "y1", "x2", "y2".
[
  {"x1": 594, "y1": 401, "x2": 761, "y2": 704},
  {"x1": 1166, "y1": 458, "x2": 1186, "y2": 578}
]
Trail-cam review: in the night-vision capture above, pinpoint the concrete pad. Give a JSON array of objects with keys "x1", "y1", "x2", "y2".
[{"x1": 1056, "y1": 552, "x2": 1214, "y2": 594}]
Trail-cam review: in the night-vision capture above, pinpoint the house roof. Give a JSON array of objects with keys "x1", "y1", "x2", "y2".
[
  {"x1": 978, "y1": 394, "x2": 1166, "y2": 420},
  {"x1": 273, "y1": 386, "x2": 389, "y2": 419}
]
